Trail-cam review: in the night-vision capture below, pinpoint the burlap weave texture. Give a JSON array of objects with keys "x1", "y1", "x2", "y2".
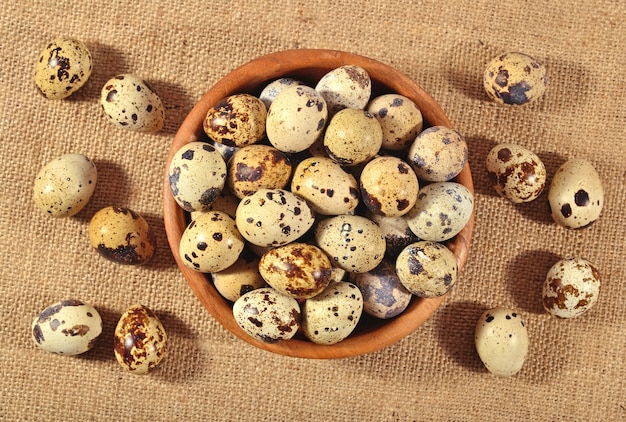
[{"x1": 1, "y1": 1, "x2": 624, "y2": 420}]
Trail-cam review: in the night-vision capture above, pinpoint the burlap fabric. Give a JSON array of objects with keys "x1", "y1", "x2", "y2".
[{"x1": 1, "y1": 1, "x2": 624, "y2": 420}]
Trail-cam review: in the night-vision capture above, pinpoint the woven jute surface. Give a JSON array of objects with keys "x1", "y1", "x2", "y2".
[{"x1": 1, "y1": 1, "x2": 625, "y2": 420}]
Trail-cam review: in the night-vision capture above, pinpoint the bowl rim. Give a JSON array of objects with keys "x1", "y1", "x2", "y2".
[{"x1": 163, "y1": 48, "x2": 475, "y2": 359}]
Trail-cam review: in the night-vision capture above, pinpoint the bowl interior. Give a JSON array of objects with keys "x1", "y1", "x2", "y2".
[{"x1": 163, "y1": 49, "x2": 474, "y2": 359}]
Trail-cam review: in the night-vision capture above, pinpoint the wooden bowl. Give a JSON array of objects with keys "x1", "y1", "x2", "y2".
[{"x1": 163, "y1": 49, "x2": 474, "y2": 359}]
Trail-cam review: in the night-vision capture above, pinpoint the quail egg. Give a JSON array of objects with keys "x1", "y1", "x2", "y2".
[
  {"x1": 212, "y1": 250, "x2": 266, "y2": 302},
  {"x1": 323, "y1": 108, "x2": 382, "y2": 166},
  {"x1": 484, "y1": 52, "x2": 548, "y2": 105},
  {"x1": 367, "y1": 94, "x2": 423, "y2": 151},
  {"x1": 542, "y1": 257, "x2": 601, "y2": 318},
  {"x1": 395, "y1": 241, "x2": 457, "y2": 297},
  {"x1": 34, "y1": 38, "x2": 92, "y2": 99},
  {"x1": 315, "y1": 65, "x2": 371, "y2": 115},
  {"x1": 408, "y1": 126, "x2": 468, "y2": 182},
  {"x1": 227, "y1": 144, "x2": 292, "y2": 199},
  {"x1": 204, "y1": 93, "x2": 267, "y2": 147}
]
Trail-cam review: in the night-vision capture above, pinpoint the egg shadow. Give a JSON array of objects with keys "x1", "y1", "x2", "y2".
[
  {"x1": 511, "y1": 150, "x2": 568, "y2": 225},
  {"x1": 77, "y1": 305, "x2": 119, "y2": 363},
  {"x1": 143, "y1": 212, "x2": 178, "y2": 270},
  {"x1": 505, "y1": 249, "x2": 562, "y2": 315},
  {"x1": 150, "y1": 309, "x2": 203, "y2": 383},
  {"x1": 149, "y1": 79, "x2": 197, "y2": 137},
  {"x1": 533, "y1": 57, "x2": 595, "y2": 113},
  {"x1": 65, "y1": 41, "x2": 130, "y2": 104},
  {"x1": 465, "y1": 135, "x2": 499, "y2": 198},
  {"x1": 435, "y1": 300, "x2": 488, "y2": 373},
  {"x1": 444, "y1": 40, "x2": 499, "y2": 101}
]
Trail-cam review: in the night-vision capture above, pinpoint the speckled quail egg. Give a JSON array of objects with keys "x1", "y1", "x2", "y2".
[
  {"x1": 33, "y1": 153, "x2": 97, "y2": 218},
  {"x1": 179, "y1": 211, "x2": 244, "y2": 272},
  {"x1": 360, "y1": 156, "x2": 419, "y2": 217},
  {"x1": 486, "y1": 143, "x2": 546, "y2": 203},
  {"x1": 233, "y1": 287, "x2": 301, "y2": 343},
  {"x1": 259, "y1": 242, "x2": 332, "y2": 299},
  {"x1": 212, "y1": 250, "x2": 265, "y2": 302},
  {"x1": 235, "y1": 188, "x2": 315, "y2": 247},
  {"x1": 475, "y1": 307, "x2": 528, "y2": 377},
  {"x1": 548, "y1": 158, "x2": 604, "y2": 228},
  {"x1": 100, "y1": 74, "x2": 165, "y2": 132},
  {"x1": 266, "y1": 85, "x2": 327, "y2": 153},
  {"x1": 350, "y1": 260, "x2": 412, "y2": 319},
  {"x1": 290, "y1": 156, "x2": 360, "y2": 215},
  {"x1": 367, "y1": 94, "x2": 423, "y2": 151},
  {"x1": 324, "y1": 108, "x2": 383, "y2": 166},
  {"x1": 396, "y1": 241, "x2": 457, "y2": 297},
  {"x1": 259, "y1": 78, "x2": 304, "y2": 109},
  {"x1": 301, "y1": 281, "x2": 363, "y2": 345},
  {"x1": 204, "y1": 93, "x2": 267, "y2": 147},
  {"x1": 484, "y1": 52, "x2": 548, "y2": 105},
  {"x1": 88, "y1": 206, "x2": 156, "y2": 265},
  {"x1": 365, "y1": 210, "x2": 419, "y2": 259},
  {"x1": 406, "y1": 182, "x2": 474, "y2": 242},
  {"x1": 408, "y1": 126, "x2": 468, "y2": 182},
  {"x1": 315, "y1": 214, "x2": 386, "y2": 273},
  {"x1": 114, "y1": 304, "x2": 167, "y2": 374},
  {"x1": 315, "y1": 65, "x2": 371, "y2": 115},
  {"x1": 34, "y1": 38, "x2": 92, "y2": 99},
  {"x1": 31, "y1": 299, "x2": 102, "y2": 355},
  {"x1": 227, "y1": 144, "x2": 292, "y2": 199},
  {"x1": 542, "y1": 257, "x2": 601, "y2": 318},
  {"x1": 168, "y1": 141, "x2": 227, "y2": 212}
]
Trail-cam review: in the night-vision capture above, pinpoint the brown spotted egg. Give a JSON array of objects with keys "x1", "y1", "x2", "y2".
[
  {"x1": 235, "y1": 188, "x2": 315, "y2": 247},
  {"x1": 315, "y1": 214, "x2": 386, "y2": 273},
  {"x1": 100, "y1": 74, "x2": 165, "y2": 132},
  {"x1": 34, "y1": 38, "x2": 92, "y2": 99},
  {"x1": 204, "y1": 93, "x2": 267, "y2": 147},
  {"x1": 408, "y1": 126, "x2": 468, "y2": 182},
  {"x1": 484, "y1": 52, "x2": 548, "y2": 105},
  {"x1": 31, "y1": 299, "x2": 102, "y2": 355},
  {"x1": 301, "y1": 281, "x2": 363, "y2": 345},
  {"x1": 168, "y1": 141, "x2": 227, "y2": 212},
  {"x1": 179, "y1": 211, "x2": 244, "y2": 272},
  {"x1": 227, "y1": 144, "x2": 292, "y2": 199},
  {"x1": 315, "y1": 65, "x2": 371, "y2": 115},
  {"x1": 114, "y1": 304, "x2": 167, "y2": 374},
  {"x1": 290, "y1": 156, "x2": 360, "y2": 215},
  {"x1": 324, "y1": 108, "x2": 383, "y2": 166},
  {"x1": 396, "y1": 241, "x2": 457, "y2": 297},
  {"x1": 486, "y1": 143, "x2": 547, "y2": 203},
  {"x1": 33, "y1": 153, "x2": 97, "y2": 218},
  {"x1": 88, "y1": 206, "x2": 156, "y2": 265},
  {"x1": 475, "y1": 307, "x2": 528, "y2": 377},
  {"x1": 367, "y1": 94, "x2": 423, "y2": 151},
  {"x1": 542, "y1": 257, "x2": 601, "y2": 318},
  {"x1": 212, "y1": 250, "x2": 266, "y2": 302},
  {"x1": 548, "y1": 158, "x2": 604, "y2": 228},
  {"x1": 360, "y1": 156, "x2": 419, "y2": 217},
  {"x1": 266, "y1": 85, "x2": 327, "y2": 153},
  {"x1": 406, "y1": 182, "x2": 474, "y2": 242},
  {"x1": 233, "y1": 287, "x2": 301, "y2": 343},
  {"x1": 259, "y1": 242, "x2": 332, "y2": 299},
  {"x1": 350, "y1": 260, "x2": 412, "y2": 319}
]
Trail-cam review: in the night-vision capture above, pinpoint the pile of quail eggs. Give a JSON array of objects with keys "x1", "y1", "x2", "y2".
[
  {"x1": 168, "y1": 65, "x2": 474, "y2": 346},
  {"x1": 31, "y1": 37, "x2": 167, "y2": 374},
  {"x1": 474, "y1": 52, "x2": 604, "y2": 377}
]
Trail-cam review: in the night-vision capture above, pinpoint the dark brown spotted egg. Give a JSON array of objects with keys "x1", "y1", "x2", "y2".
[
  {"x1": 290, "y1": 156, "x2": 360, "y2": 215},
  {"x1": 548, "y1": 158, "x2": 604, "y2": 228},
  {"x1": 315, "y1": 65, "x2": 371, "y2": 115},
  {"x1": 235, "y1": 188, "x2": 315, "y2": 247},
  {"x1": 31, "y1": 299, "x2": 102, "y2": 355},
  {"x1": 34, "y1": 38, "x2": 92, "y2": 99},
  {"x1": 408, "y1": 126, "x2": 468, "y2": 182},
  {"x1": 367, "y1": 94, "x2": 423, "y2": 151},
  {"x1": 114, "y1": 304, "x2": 167, "y2": 375},
  {"x1": 542, "y1": 257, "x2": 601, "y2": 318},
  {"x1": 301, "y1": 281, "x2": 363, "y2": 345},
  {"x1": 204, "y1": 93, "x2": 267, "y2": 147},
  {"x1": 100, "y1": 74, "x2": 165, "y2": 132},
  {"x1": 395, "y1": 241, "x2": 457, "y2": 298},
  {"x1": 88, "y1": 206, "x2": 156, "y2": 265},
  {"x1": 179, "y1": 211, "x2": 244, "y2": 272},
  {"x1": 227, "y1": 144, "x2": 292, "y2": 199},
  {"x1": 259, "y1": 242, "x2": 332, "y2": 299},
  {"x1": 486, "y1": 143, "x2": 547, "y2": 203},
  {"x1": 233, "y1": 287, "x2": 301, "y2": 343},
  {"x1": 484, "y1": 52, "x2": 548, "y2": 105},
  {"x1": 360, "y1": 156, "x2": 419, "y2": 217},
  {"x1": 324, "y1": 108, "x2": 383, "y2": 166},
  {"x1": 168, "y1": 141, "x2": 227, "y2": 212}
]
